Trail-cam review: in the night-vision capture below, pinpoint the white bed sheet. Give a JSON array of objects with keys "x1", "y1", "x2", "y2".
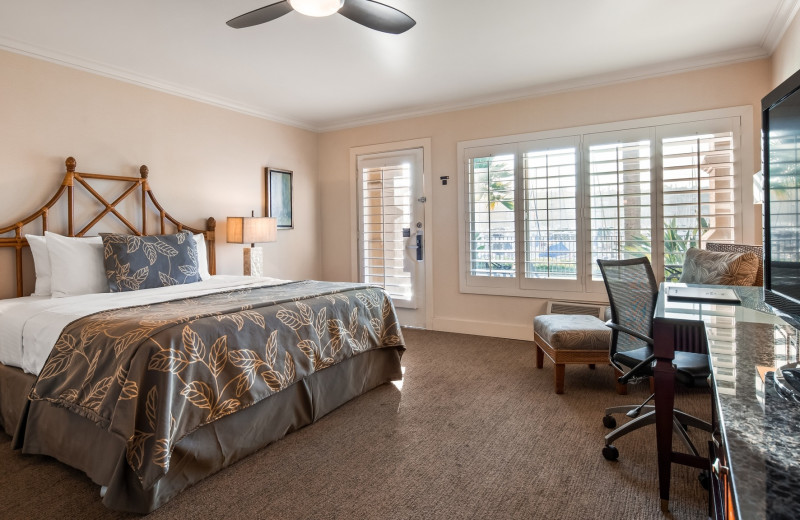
[
  {"x1": 0, "y1": 275, "x2": 287, "y2": 375},
  {"x1": 0, "y1": 295, "x2": 49, "y2": 366}
]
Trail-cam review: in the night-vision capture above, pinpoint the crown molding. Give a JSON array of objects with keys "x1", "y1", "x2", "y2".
[
  {"x1": 761, "y1": 0, "x2": 800, "y2": 53},
  {"x1": 0, "y1": 36, "x2": 317, "y2": 132},
  {"x1": 317, "y1": 46, "x2": 770, "y2": 132}
]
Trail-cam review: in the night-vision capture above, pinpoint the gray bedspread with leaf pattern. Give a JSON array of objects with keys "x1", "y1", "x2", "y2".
[{"x1": 28, "y1": 280, "x2": 404, "y2": 490}]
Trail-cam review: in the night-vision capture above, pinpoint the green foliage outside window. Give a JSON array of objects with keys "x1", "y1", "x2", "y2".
[{"x1": 623, "y1": 217, "x2": 709, "y2": 281}]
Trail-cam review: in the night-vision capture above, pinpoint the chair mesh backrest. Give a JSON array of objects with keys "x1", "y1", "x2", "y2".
[
  {"x1": 705, "y1": 242, "x2": 763, "y2": 287},
  {"x1": 597, "y1": 257, "x2": 658, "y2": 355}
]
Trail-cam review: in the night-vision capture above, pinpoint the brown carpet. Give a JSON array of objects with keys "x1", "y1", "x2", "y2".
[{"x1": 0, "y1": 329, "x2": 709, "y2": 519}]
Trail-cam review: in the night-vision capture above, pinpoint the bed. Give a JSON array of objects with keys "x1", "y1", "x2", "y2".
[{"x1": 0, "y1": 157, "x2": 405, "y2": 513}]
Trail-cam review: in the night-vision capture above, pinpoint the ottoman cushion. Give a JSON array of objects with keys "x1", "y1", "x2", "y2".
[{"x1": 534, "y1": 314, "x2": 611, "y2": 350}]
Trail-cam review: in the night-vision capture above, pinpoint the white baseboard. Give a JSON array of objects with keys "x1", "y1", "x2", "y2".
[{"x1": 430, "y1": 317, "x2": 533, "y2": 341}]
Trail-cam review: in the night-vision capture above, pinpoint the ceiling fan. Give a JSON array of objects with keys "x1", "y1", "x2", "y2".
[{"x1": 227, "y1": 0, "x2": 416, "y2": 34}]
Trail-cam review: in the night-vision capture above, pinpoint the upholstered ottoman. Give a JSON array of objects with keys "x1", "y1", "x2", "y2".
[{"x1": 533, "y1": 314, "x2": 612, "y2": 394}]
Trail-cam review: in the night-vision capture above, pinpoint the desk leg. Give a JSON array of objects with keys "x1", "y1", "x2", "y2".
[{"x1": 653, "y1": 319, "x2": 677, "y2": 512}]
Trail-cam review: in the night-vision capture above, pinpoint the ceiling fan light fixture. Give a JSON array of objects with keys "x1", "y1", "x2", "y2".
[{"x1": 289, "y1": 0, "x2": 344, "y2": 17}]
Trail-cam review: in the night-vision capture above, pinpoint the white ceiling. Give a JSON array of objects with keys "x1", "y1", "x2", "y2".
[{"x1": 0, "y1": 0, "x2": 797, "y2": 131}]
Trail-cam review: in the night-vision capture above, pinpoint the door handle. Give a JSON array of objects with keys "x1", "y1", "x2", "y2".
[{"x1": 404, "y1": 233, "x2": 423, "y2": 261}]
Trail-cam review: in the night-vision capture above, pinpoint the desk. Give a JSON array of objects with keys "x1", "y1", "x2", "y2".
[{"x1": 653, "y1": 283, "x2": 800, "y2": 518}]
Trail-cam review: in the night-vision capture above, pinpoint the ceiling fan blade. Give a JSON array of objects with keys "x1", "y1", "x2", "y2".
[
  {"x1": 227, "y1": 1, "x2": 294, "y2": 29},
  {"x1": 338, "y1": 0, "x2": 416, "y2": 34}
]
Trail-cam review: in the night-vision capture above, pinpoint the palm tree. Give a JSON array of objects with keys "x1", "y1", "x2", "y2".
[
  {"x1": 488, "y1": 180, "x2": 514, "y2": 211},
  {"x1": 622, "y1": 217, "x2": 708, "y2": 281}
]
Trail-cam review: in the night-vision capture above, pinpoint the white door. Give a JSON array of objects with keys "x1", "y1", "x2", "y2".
[{"x1": 357, "y1": 148, "x2": 426, "y2": 327}]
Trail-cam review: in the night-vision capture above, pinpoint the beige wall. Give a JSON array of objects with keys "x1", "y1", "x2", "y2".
[
  {"x1": 772, "y1": 13, "x2": 800, "y2": 87},
  {"x1": 318, "y1": 60, "x2": 771, "y2": 340},
  {"x1": 0, "y1": 49, "x2": 320, "y2": 299}
]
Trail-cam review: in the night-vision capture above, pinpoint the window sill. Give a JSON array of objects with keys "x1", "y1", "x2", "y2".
[{"x1": 459, "y1": 283, "x2": 609, "y2": 303}]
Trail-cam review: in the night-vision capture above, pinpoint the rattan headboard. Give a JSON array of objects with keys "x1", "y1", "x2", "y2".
[{"x1": 0, "y1": 157, "x2": 216, "y2": 297}]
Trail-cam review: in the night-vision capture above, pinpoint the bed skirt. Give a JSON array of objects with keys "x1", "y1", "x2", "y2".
[
  {"x1": 3, "y1": 346, "x2": 403, "y2": 513},
  {"x1": 0, "y1": 363, "x2": 33, "y2": 434}
]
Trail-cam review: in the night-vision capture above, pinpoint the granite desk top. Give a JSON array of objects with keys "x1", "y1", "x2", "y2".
[{"x1": 656, "y1": 284, "x2": 800, "y2": 520}]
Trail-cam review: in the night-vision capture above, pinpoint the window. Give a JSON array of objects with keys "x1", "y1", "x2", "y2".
[
  {"x1": 457, "y1": 108, "x2": 750, "y2": 297},
  {"x1": 466, "y1": 151, "x2": 516, "y2": 279},
  {"x1": 587, "y1": 131, "x2": 653, "y2": 282},
  {"x1": 522, "y1": 144, "x2": 579, "y2": 283},
  {"x1": 660, "y1": 128, "x2": 735, "y2": 281}
]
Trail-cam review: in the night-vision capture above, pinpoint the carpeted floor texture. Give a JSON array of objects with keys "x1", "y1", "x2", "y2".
[{"x1": 0, "y1": 328, "x2": 710, "y2": 519}]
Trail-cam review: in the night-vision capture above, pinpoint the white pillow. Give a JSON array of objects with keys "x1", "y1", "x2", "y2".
[
  {"x1": 193, "y1": 233, "x2": 211, "y2": 281},
  {"x1": 26, "y1": 235, "x2": 51, "y2": 296},
  {"x1": 27, "y1": 233, "x2": 103, "y2": 296},
  {"x1": 45, "y1": 231, "x2": 107, "y2": 298}
]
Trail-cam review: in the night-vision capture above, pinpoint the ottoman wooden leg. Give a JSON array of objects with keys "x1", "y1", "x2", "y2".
[
  {"x1": 615, "y1": 367, "x2": 628, "y2": 395},
  {"x1": 554, "y1": 364, "x2": 565, "y2": 394},
  {"x1": 536, "y1": 345, "x2": 544, "y2": 369}
]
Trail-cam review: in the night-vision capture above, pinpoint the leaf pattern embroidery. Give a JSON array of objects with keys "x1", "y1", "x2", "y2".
[
  {"x1": 182, "y1": 326, "x2": 206, "y2": 360},
  {"x1": 209, "y1": 337, "x2": 227, "y2": 378},
  {"x1": 149, "y1": 349, "x2": 190, "y2": 373},
  {"x1": 82, "y1": 376, "x2": 113, "y2": 412},
  {"x1": 276, "y1": 309, "x2": 306, "y2": 330},
  {"x1": 143, "y1": 243, "x2": 158, "y2": 265},
  {"x1": 181, "y1": 381, "x2": 215, "y2": 412},
  {"x1": 29, "y1": 280, "x2": 405, "y2": 491},
  {"x1": 38, "y1": 334, "x2": 76, "y2": 380}
]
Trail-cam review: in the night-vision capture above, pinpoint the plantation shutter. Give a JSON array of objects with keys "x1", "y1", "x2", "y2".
[
  {"x1": 520, "y1": 136, "x2": 581, "y2": 291},
  {"x1": 660, "y1": 123, "x2": 736, "y2": 281},
  {"x1": 464, "y1": 146, "x2": 517, "y2": 285},
  {"x1": 358, "y1": 160, "x2": 412, "y2": 300},
  {"x1": 586, "y1": 130, "x2": 653, "y2": 282}
]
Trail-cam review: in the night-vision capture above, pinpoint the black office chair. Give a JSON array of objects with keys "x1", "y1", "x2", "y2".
[{"x1": 596, "y1": 257, "x2": 712, "y2": 462}]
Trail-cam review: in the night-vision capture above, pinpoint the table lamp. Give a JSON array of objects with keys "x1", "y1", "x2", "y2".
[{"x1": 226, "y1": 212, "x2": 277, "y2": 276}]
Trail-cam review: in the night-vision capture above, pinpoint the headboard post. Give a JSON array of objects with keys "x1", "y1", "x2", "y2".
[
  {"x1": 65, "y1": 157, "x2": 76, "y2": 236},
  {"x1": 140, "y1": 165, "x2": 149, "y2": 236},
  {"x1": 15, "y1": 225, "x2": 23, "y2": 297},
  {"x1": 207, "y1": 217, "x2": 217, "y2": 275}
]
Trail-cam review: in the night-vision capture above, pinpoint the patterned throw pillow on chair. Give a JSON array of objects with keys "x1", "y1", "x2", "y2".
[
  {"x1": 678, "y1": 247, "x2": 760, "y2": 286},
  {"x1": 101, "y1": 232, "x2": 201, "y2": 292}
]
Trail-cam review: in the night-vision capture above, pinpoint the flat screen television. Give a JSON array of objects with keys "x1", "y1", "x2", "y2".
[{"x1": 762, "y1": 68, "x2": 800, "y2": 328}]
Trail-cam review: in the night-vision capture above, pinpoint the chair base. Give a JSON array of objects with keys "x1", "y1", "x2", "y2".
[{"x1": 602, "y1": 405, "x2": 711, "y2": 460}]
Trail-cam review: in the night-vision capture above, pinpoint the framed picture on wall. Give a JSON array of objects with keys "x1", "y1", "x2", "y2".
[{"x1": 266, "y1": 167, "x2": 293, "y2": 229}]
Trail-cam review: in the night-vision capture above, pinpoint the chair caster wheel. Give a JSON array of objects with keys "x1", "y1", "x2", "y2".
[
  {"x1": 602, "y1": 415, "x2": 616, "y2": 428},
  {"x1": 602, "y1": 445, "x2": 619, "y2": 461},
  {"x1": 698, "y1": 471, "x2": 710, "y2": 490}
]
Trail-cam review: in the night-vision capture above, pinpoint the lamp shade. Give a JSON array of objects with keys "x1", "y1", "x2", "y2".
[
  {"x1": 226, "y1": 217, "x2": 278, "y2": 245},
  {"x1": 289, "y1": 0, "x2": 343, "y2": 17}
]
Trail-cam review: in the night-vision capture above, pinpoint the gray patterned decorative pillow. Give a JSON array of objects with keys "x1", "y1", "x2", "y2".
[
  {"x1": 101, "y1": 232, "x2": 201, "y2": 292},
  {"x1": 679, "y1": 247, "x2": 759, "y2": 286}
]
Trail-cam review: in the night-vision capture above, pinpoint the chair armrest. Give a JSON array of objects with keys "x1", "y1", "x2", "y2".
[{"x1": 605, "y1": 321, "x2": 654, "y2": 345}]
